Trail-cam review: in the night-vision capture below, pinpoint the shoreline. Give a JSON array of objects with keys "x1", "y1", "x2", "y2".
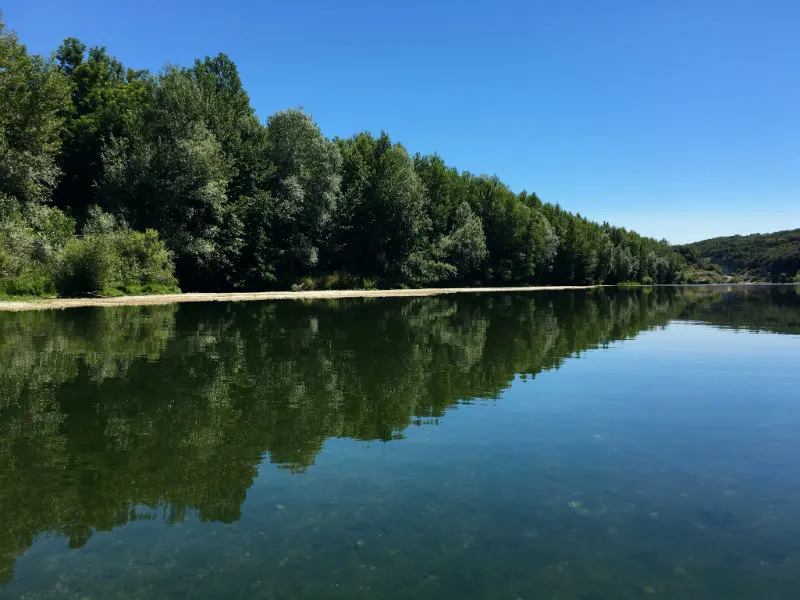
[
  {"x1": 1, "y1": 282, "x2": 790, "y2": 312},
  {"x1": 0, "y1": 285, "x2": 600, "y2": 312}
]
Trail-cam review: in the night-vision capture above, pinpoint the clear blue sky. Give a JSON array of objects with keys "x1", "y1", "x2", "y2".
[{"x1": 6, "y1": 0, "x2": 799, "y2": 243}]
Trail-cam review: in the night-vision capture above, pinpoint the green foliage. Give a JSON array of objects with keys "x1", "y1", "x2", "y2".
[
  {"x1": 291, "y1": 276, "x2": 316, "y2": 292},
  {"x1": 228, "y1": 192, "x2": 276, "y2": 289},
  {"x1": 321, "y1": 272, "x2": 341, "y2": 290},
  {"x1": 0, "y1": 202, "x2": 74, "y2": 297},
  {"x1": 0, "y1": 265, "x2": 52, "y2": 298},
  {"x1": 264, "y1": 110, "x2": 342, "y2": 276},
  {"x1": 0, "y1": 16, "x2": 70, "y2": 208},
  {"x1": 96, "y1": 58, "x2": 270, "y2": 292},
  {"x1": 53, "y1": 39, "x2": 153, "y2": 219},
  {"x1": 289, "y1": 271, "x2": 380, "y2": 292},
  {"x1": 1, "y1": 13, "x2": 687, "y2": 298},
  {"x1": 56, "y1": 235, "x2": 116, "y2": 296},
  {"x1": 112, "y1": 229, "x2": 180, "y2": 294},
  {"x1": 680, "y1": 229, "x2": 800, "y2": 283},
  {"x1": 55, "y1": 209, "x2": 178, "y2": 297},
  {"x1": 99, "y1": 103, "x2": 231, "y2": 290},
  {"x1": 437, "y1": 202, "x2": 488, "y2": 279}
]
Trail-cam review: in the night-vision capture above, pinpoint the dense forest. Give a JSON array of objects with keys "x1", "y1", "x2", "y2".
[
  {"x1": 0, "y1": 15, "x2": 686, "y2": 297},
  {"x1": 678, "y1": 229, "x2": 800, "y2": 283}
]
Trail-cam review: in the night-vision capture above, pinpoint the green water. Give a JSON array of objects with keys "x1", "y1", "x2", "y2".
[{"x1": 1, "y1": 286, "x2": 800, "y2": 599}]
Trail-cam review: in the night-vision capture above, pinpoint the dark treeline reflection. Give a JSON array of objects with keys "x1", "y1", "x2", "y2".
[
  {"x1": 1, "y1": 286, "x2": 798, "y2": 582},
  {"x1": 676, "y1": 284, "x2": 800, "y2": 335}
]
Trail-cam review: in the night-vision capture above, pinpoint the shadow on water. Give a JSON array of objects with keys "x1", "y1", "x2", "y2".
[{"x1": 0, "y1": 285, "x2": 799, "y2": 598}]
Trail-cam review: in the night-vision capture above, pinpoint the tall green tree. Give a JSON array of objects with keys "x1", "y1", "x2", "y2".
[
  {"x1": 0, "y1": 17, "x2": 70, "y2": 210},
  {"x1": 336, "y1": 133, "x2": 433, "y2": 283},
  {"x1": 414, "y1": 153, "x2": 458, "y2": 237},
  {"x1": 437, "y1": 202, "x2": 488, "y2": 279},
  {"x1": 53, "y1": 39, "x2": 152, "y2": 220},
  {"x1": 99, "y1": 67, "x2": 233, "y2": 290},
  {"x1": 187, "y1": 53, "x2": 268, "y2": 201},
  {"x1": 264, "y1": 110, "x2": 341, "y2": 278}
]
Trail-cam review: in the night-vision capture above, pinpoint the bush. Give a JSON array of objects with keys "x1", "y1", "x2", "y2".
[
  {"x1": 0, "y1": 208, "x2": 60, "y2": 297},
  {"x1": 114, "y1": 229, "x2": 180, "y2": 294},
  {"x1": 321, "y1": 272, "x2": 340, "y2": 290},
  {"x1": 1, "y1": 204, "x2": 177, "y2": 298},
  {"x1": 291, "y1": 276, "x2": 316, "y2": 292},
  {"x1": 0, "y1": 269, "x2": 52, "y2": 297},
  {"x1": 55, "y1": 236, "x2": 116, "y2": 296},
  {"x1": 55, "y1": 218, "x2": 178, "y2": 297},
  {"x1": 290, "y1": 272, "x2": 381, "y2": 292}
]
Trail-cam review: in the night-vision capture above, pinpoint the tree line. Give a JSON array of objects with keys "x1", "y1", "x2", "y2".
[{"x1": 0, "y1": 15, "x2": 686, "y2": 297}]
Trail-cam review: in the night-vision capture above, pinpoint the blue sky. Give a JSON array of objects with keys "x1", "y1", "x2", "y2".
[{"x1": 5, "y1": 0, "x2": 799, "y2": 243}]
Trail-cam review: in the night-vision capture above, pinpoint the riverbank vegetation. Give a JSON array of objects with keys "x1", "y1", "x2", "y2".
[{"x1": 1, "y1": 15, "x2": 685, "y2": 298}]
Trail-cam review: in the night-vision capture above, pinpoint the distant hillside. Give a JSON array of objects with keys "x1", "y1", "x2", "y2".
[{"x1": 677, "y1": 229, "x2": 800, "y2": 283}]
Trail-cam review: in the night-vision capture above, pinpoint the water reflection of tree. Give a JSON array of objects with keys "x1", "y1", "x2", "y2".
[
  {"x1": 676, "y1": 285, "x2": 800, "y2": 334},
  {"x1": 1, "y1": 286, "x2": 797, "y2": 583}
]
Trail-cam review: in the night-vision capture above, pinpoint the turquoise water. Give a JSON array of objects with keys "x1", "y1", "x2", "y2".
[{"x1": 1, "y1": 286, "x2": 799, "y2": 598}]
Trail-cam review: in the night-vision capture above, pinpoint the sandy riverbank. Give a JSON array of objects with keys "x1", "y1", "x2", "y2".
[{"x1": 0, "y1": 285, "x2": 599, "y2": 312}]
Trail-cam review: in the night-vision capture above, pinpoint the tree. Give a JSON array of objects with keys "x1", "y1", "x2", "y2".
[
  {"x1": 438, "y1": 202, "x2": 488, "y2": 279},
  {"x1": 53, "y1": 40, "x2": 153, "y2": 220},
  {"x1": 0, "y1": 16, "x2": 70, "y2": 209},
  {"x1": 336, "y1": 133, "x2": 432, "y2": 283},
  {"x1": 532, "y1": 211, "x2": 559, "y2": 280},
  {"x1": 613, "y1": 246, "x2": 639, "y2": 283},
  {"x1": 414, "y1": 153, "x2": 458, "y2": 237},
  {"x1": 229, "y1": 192, "x2": 277, "y2": 289},
  {"x1": 98, "y1": 67, "x2": 234, "y2": 290},
  {"x1": 0, "y1": 16, "x2": 75, "y2": 296},
  {"x1": 373, "y1": 139, "x2": 433, "y2": 283},
  {"x1": 2, "y1": 12, "x2": 689, "y2": 296},
  {"x1": 188, "y1": 53, "x2": 268, "y2": 201},
  {"x1": 264, "y1": 110, "x2": 341, "y2": 278}
]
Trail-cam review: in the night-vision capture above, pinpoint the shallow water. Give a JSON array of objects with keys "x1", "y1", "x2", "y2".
[{"x1": 1, "y1": 286, "x2": 799, "y2": 599}]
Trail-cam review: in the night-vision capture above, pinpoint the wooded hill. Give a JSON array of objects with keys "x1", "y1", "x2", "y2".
[{"x1": 678, "y1": 229, "x2": 800, "y2": 283}]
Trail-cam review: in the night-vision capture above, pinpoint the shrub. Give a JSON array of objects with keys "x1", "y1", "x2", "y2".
[
  {"x1": 321, "y1": 272, "x2": 340, "y2": 290},
  {"x1": 113, "y1": 229, "x2": 180, "y2": 295},
  {"x1": 0, "y1": 269, "x2": 52, "y2": 297},
  {"x1": 55, "y1": 235, "x2": 117, "y2": 296},
  {"x1": 0, "y1": 208, "x2": 61, "y2": 297},
  {"x1": 291, "y1": 276, "x2": 316, "y2": 292},
  {"x1": 55, "y1": 213, "x2": 178, "y2": 297},
  {"x1": 288, "y1": 273, "x2": 381, "y2": 292}
]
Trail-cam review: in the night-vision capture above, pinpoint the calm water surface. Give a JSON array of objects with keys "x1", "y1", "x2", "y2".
[{"x1": 1, "y1": 286, "x2": 799, "y2": 599}]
